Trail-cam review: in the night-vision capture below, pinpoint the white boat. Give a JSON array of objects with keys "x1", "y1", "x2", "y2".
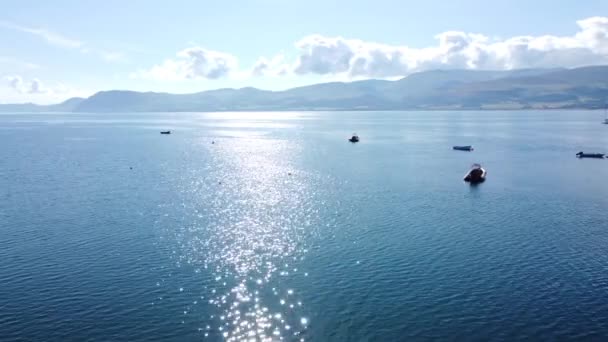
[{"x1": 464, "y1": 163, "x2": 487, "y2": 183}]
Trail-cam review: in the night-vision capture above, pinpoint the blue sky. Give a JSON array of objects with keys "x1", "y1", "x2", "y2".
[{"x1": 1, "y1": 0, "x2": 607, "y2": 103}]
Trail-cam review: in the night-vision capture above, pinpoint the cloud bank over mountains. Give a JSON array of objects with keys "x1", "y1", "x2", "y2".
[
  {"x1": 4, "y1": 16, "x2": 608, "y2": 104},
  {"x1": 133, "y1": 16, "x2": 608, "y2": 81}
]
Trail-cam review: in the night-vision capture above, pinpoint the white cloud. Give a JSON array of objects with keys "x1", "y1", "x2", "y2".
[
  {"x1": 289, "y1": 16, "x2": 608, "y2": 78},
  {"x1": 131, "y1": 16, "x2": 608, "y2": 83},
  {"x1": 293, "y1": 35, "x2": 355, "y2": 75},
  {"x1": 28, "y1": 78, "x2": 46, "y2": 94},
  {"x1": 1, "y1": 75, "x2": 92, "y2": 104},
  {"x1": 0, "y1": 21, "x2": 125, "y2": 63},
  {"x1": 6, "y1": 75, "x2": 58, "y2": 95},
  {"x1": 0, "y1": 20, "x2": 82, "y2": 48},
  {"x1": 251, "y1": 54, "x2": 289, "y2": 77},
  {"x1": 134, "y1": 47, "x2": 238, "y2": 80},
  {"x1": 576, "y1": 17, "x2": 608, "y2": 54},
  {"x1": 6, "y1": 75, "x2": 47, "y2": 94},
  {"x1": 6, "y1": 75, "x2": 23, "y2": 91}
]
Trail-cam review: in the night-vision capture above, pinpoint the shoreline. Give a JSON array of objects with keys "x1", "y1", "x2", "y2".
[{"x1": 0, "y1": 108, "x2": 605, "y2": 114}]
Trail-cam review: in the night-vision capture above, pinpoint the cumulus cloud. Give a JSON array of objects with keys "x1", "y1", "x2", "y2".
[
  {"x1": 1, "y1": 75, "x2": 92, "y2": 104},
  {"x1": 293, "y1": 35, "x2": 355, "y2": 75},
  {"x1": 133, "y1": 16, "x2": 608, "y2": 82},
  {"x1": 7, "y1": 75, "x2": 23, "y2": 91},
  {"x1": 576, "y1": 17, "x2": 608, "y2": 53},
  {"x1": 290, "y1": 16, "x2": 608, "y2": 78},
  {"x1": 28, "y1": 78, "x2": 46, "y2": 94},
  {"x1": 134, "y1": 47, "x2": 238, "y2": 80},
  {"x1": 0, "y1": 75, "x2": 94, "y2": 104},
  {"x1": 5, "y1": 75, "x2": 48, "y2": 94},
  {"x1": 251, "y1": 54, "x2": 289, "y2": 76}
]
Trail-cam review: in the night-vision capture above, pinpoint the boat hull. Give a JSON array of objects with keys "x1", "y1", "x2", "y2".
[
  {"x1": 576, "y1": 153, "x2": 605, "y2": 158},
  {"x1": 464, "y1": 167, "x2": 487, "y2": 183}
]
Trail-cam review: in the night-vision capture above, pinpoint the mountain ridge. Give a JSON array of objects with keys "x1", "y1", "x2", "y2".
[{"x1": 2, "y1": 66, "x2": 607, "y2": 112}]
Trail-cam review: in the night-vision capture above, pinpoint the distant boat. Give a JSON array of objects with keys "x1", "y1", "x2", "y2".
[
  {"x1": 349, "y1": 133, "x2": 360, "y2": 143},
  {"x1": 576, "y1": 151, "x2": 605, "y2": 158},
  {"x1": 160, "y1": 131, "x2": 171, "y2": 135},
  {"x1": 453, "y1": 145, "x2": 473, "y2": 151},
  {"x1": 464, "y1": 163, "x2": 487, "y2": 183}
]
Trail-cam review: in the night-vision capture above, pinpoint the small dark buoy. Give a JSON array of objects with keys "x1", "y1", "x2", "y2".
[
  {"x1": 288, "y1": 172, "x2": 292, "y2": 176},
  {"x1": 212, "y1": 141, "x2": 215, "y2": 144},
  {"x1": 218, "y1": 181, "x2": 222, "y2": 184},
  {"x1": 129, "y1": 167, "x2": 133, "y2": 170}
]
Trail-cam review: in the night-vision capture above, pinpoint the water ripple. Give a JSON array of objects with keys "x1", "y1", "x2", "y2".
[{"x1": 156, "y1": 137, "x2": 338, "y2": 340}]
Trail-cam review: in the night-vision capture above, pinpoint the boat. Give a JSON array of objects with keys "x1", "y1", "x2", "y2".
[
  {"x1": 464, "y1": 163, "x2": 487, "y2": 183},
  {"x1": 576, "y1": 152, "x2": 605, "y2": 158},
  {"x1": 453, "y1": 145, "x2": 473, "y2": 151},
  {"x1": 160, "y1": 131, "x2": 171, "y2": 135},
  {"x1": 349, "y1": 133, "x2": 360, "y2": 143}
]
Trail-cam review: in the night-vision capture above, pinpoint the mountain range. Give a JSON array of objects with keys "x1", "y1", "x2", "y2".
[{"x1": 3, "y1": 66, "x2": 608, "y2": 112}]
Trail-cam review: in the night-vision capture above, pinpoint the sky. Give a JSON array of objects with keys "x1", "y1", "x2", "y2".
[{"x1": 1, "y1": 0, "x2": 607, "y2": 104}]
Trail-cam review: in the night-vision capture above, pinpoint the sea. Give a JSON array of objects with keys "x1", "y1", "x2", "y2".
[{"x1": 1, "y1": 110, "x2": 608, "y2": 341}]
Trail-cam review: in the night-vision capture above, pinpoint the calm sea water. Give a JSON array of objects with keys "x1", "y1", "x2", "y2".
[{"x1": 1, "y1": 111, "x2": 608, "y2": 341}]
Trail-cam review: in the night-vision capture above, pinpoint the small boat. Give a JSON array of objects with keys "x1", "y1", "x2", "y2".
[
  {"x1": 464, "y1": 163, "x2": 487, "y2": 183},
  {"x1": 160, "y1": 131, "x2": 171, "y2": 135},
  {"x1": 453, "y1": 145, "x2": 473, "y2": 151},
  {"x1": 349, "y1": 133, "x2": 360, "y2": 143},
  {"x1": 576, "y1": 151, "x2": 605, "y2": 158}
]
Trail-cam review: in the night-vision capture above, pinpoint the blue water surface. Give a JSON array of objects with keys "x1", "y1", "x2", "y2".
[{"x1": 1, "y1": 111, "x2": 608, "y2": 341}]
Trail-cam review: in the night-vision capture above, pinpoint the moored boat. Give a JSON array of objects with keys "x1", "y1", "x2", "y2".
[
  {"x1": 453, "y1": 145, "x2": 473, "y2": 151},
  {"x1": 464, "y1": 163, "x2": 487, "y2": 183},
  {"x1": 349, "y1": 133, "x2": 360, "y2": 143},
  {"x1": 576, "y1": 152, "x2": 605, "y2": 158}
]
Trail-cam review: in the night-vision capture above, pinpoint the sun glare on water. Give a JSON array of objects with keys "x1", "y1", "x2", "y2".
[{"x1": 157, "y1": 134, "x2": 333, "y2": 341}]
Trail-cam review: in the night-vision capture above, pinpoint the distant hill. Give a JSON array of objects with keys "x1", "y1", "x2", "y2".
[
  {"x1": 0, "y1": 97, "x2": 84, "y2": 112},
  {"x1": 2, "y1": 66, "x2": 608, "y2": 112}
]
